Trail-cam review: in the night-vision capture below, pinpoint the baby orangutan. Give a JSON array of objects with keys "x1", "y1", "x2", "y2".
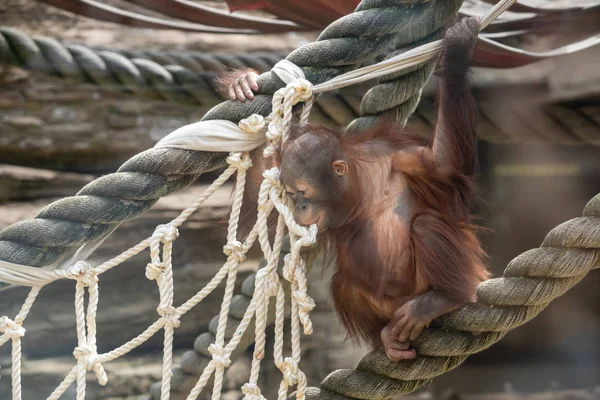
[{"x1": 222, "y1": 17, "x2": 489, "y2": 361}]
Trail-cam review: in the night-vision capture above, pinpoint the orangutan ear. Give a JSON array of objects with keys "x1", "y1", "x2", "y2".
[{"x1": 332, "y1": 160, "x2": 348, "y2": 176}]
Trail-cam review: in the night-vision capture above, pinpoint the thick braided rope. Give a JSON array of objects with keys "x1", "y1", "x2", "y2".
[
  {"x1": 346, "y1": 1, "x2": 458, "y2": 133},
  {"x1": 347, "y1": 28, "x2": 446, "y2": 133},
  {"x1": 295, "y1": 193, "x2": 600, "y2": 400},
  {"x1": 0, "y1": 0, "x2": 456, "y2": 272},
  {"x1": 93, "y1": 46, "x2": 288, "y2": 74},
  {"x1": 347, "y1": 0, "x2": 517, "y2": 132},
  {"x1": 0, "y1": 128, "x2": 314, "y2": 400},
  {"x1": 0, "y1": 26, "x2": 286, "y2": 105},
  {"x1": 0, "y1": 62, "x2": 317, "y2": 400},
  {"x1": 4, "y1": 27, "x2": 599, "y2": 145}
]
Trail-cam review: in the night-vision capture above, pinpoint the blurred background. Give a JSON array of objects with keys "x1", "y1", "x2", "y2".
[{"x1": 0, "y1": 0, "x2": 599, "y2": 399}]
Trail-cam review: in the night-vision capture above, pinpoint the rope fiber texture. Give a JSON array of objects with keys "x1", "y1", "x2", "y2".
[
  {"x1": 0, "y1": 26, "x2": 289, "y2": 105},
  {"x1": 0, "y1": 0, "x2": 461, "y2": 270}
]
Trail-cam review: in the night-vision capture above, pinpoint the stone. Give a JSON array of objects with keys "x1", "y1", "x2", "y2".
[
  {"x1": 223, "y1": 356, "x2": 251, "y2": 391},
  {"x1": 170, "y1": 367, "x2": 198, "y2": 393},
  {"x1": 180, "y1": 350, "x2": 210, "y2": 376},
  {"x1": 240, "y1": 274, "x2": 255, "y2": 297},
  {"x1": 209, "y1": 315, "x2": 242, "y2": 340},
  {"x1": 229, "y1": 294, "x2": 251, "y2": 319}
]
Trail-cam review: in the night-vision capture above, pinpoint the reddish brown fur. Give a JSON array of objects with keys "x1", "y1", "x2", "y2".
[
  {"x1": 321, "y1": 124, "x2": 488, "y2": 346},
  {"x1": 233, "y1": 17, "x2": 489, "y2": 355}
]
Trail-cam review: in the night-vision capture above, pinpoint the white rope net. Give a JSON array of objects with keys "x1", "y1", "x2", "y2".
[
  {"x1": 0, "y1": 2, "x2": 537, "y2": 398},
  {"x1": 0, "y1": 76, "x2": 319, "y2": 400}
]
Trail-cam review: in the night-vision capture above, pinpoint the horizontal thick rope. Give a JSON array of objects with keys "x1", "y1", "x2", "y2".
[
  {"x1": 157, "y1": 191, "x2": 600, "y2": 399},
  {"x1": 0, "y1": 26, "x2": 287, "y2": 105},
  {"x1": 3, "y1": 25, "x2": 600, "y2": 145},
  {"x1": 1, "y1": 0, "x2": 525, "y2": 281},
  {"x1": 92, "y1": 46, "x2": 289, "y2": 74},
  {"x1": 297, "y1": 192, "x2": 600, "y2": 399}
]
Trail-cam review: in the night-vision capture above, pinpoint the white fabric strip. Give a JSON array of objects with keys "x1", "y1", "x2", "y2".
[
  {"x1": 313, "y1": 31, "x2": 600, "y2": 93},
  {"x1": 0, "y1": 260, "x2": 61, "y2": 287},
  {"x1": 155, "y1": 119, "x2": 266, "y2": 152},
  {"x1": 0, "y1": 60, "x2": 310, "y2": 286},
  {"x1": 155, "y1": 60, "x2": 307, "y2": 153},
  {"x1": 154, "y1": 1, "x2": 532, "y2": 155},
  {"x1": 272, "y1": 59, "x2": 306, "y2": 83}
]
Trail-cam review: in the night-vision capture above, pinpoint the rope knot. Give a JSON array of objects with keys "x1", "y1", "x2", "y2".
[
  {"x1": 239, "y1": 114, "x2": 266, "y2": 134},
  {"x1": 241, "y1": 383, "x2": 266, "y2": 400},
  {"x1": 208, "y1": 343, "x2": 231, "y2": 368},
  {"x1": 265, "y1": 123, "x2": 282, "y2": 143},
  {"x1": 226, "y1": 152, "x2": 252, "y2": 170},
  {"x1": 223, "y1": 240, "x2": 246, "y2": 263},
  {"x1": 157, "y1": 305, "x2": 181, "y2": 328},
  {"x1": 279, "y1": 357, "x2": 304, "y2": 386},
  {"x1": 66, "y1": 261, "x2": 97, "y2": 287},
  {"x1": 73, "y1": 345, "x2": 108, "y2": 385},
  {"x1": 255, "y1": 267, "x2": 271, "y2": 281},
  {"x1": 293, "y1": 291, "x2": 316, "y2": 335},
  {"x1": 288, "y1": 78, "x2": 313, "y2": 104},
  {"x1": 263, "y1": 124, "x2": 284, "y2": 159},
  {"x1": 266, "y1": 273, "x2": 280, "y2": 297},
  {"x1": 262, "y1": 144, "x2": 277, "y2": 159},
  {"x1": 152, "y1": 224, "x2": 179, "y2": 243},
  {"x1": 255, "y1": 268, "x2": 279, "y2": 297},
  {"x1": 145, "y1": 262, "x2": 164, "y2": 281},
  {"x1": 0, "y1": 316, "x2": 25, "y2": 339},
  {"x1": 262, "y1": 168, "x2": 282, "y2": 191},
  {"x1": 282, "y1": 253, "x2": 294, "y2": 281},
  {"x1": 299, "y1": 224, "x2": 318, "y2": 247}
]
